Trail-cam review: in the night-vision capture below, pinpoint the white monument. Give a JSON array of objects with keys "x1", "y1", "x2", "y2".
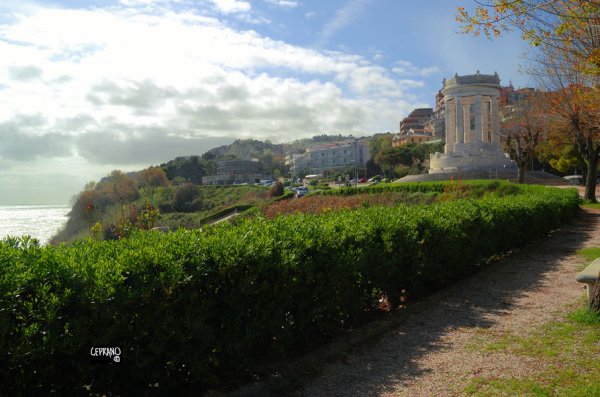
[{"x1": 429, "y1": 72, "x2": 515, "y2": 174}]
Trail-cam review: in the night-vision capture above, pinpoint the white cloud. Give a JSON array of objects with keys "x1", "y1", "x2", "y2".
[
  {"x1": 392, "y1": 60, "x2": 441, "y2": 77},
  {"x1": 317, "y1": 0, "x2": 374, "y2": 46},
  {"x1": 120, "y1": 0, "x2": 160, "y2": 5},
  {"x1": 0, "y1": 5, "x2": 420, "y2": 136},
  {"x1": 0, "y1": 3, "x2": 428, "y2": 203},
  {"x1": 266, "y1": 0, "x2": 299, "y2": 8},
  {"x1": 209, "y1": 0, "x2": 251, "y2": 14}
]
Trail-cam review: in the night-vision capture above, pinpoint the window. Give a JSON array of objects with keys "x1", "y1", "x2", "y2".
[{"x1": 469, "y1": 103, "x2": 476, "y2": 131}]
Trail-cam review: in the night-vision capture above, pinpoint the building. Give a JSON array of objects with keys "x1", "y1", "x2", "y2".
[
  {"x1": 288, "y1": 138, "x2": 371, "y2": 177},
  {"x1": 392, "y1": 129, "x2": 435, "y2": 146},
  {"x1": 202, "y1": 159, "x2": 272, "y2": 184},
  {"x1": 429, "y1": 71, "x2": 516, "y2": 174},
  {"x1": 285, "y1": 151, "x2": 310, "y2": 178},
  {"x1": 393, "y1": 108, "x2": 435, "y2": 147},
  {"x1": 399, "y1": 108, "x2": 433, "y2": 134},
  {"x1": 423, "y1": 89, "x2": 446, "y2": 139}
]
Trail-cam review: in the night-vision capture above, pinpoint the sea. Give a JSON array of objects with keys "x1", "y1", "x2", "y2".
[{"x1": 0, "y1": 205, "x2": 70, "y2": 245}]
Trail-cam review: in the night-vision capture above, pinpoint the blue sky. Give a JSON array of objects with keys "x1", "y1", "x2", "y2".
[{"x1": 0, "y1": 0, "x2": 530, "y2": 204}]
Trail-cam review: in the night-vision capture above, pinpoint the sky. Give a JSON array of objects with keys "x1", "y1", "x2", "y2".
[{"x1": 0, "y1": 0, "x2": 531, "y2": 205}]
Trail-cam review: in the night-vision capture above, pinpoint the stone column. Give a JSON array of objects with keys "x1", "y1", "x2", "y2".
[
  {"x1": 491, "y1": 96, "x2": 500, "y2": 143},
  {"x1": 445, "y1": 98, "x2": 456, "y2": 153},
  {"x1": 474, "y1": 95, "x2": 482, "y2": 141},
  {"x1": 482, "y1": 97, "x2": 490, "y2": 142},
  {"x1": 455, "y1": 97, "x2": 464, "y2": 145},
  {"x1": 444, "y1": 96, "x2": 452, "y2": 152}
]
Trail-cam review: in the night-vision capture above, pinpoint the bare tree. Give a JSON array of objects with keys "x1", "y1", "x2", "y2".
[
  {"x1": 501, "y1": 92, "x2": 547, "y2": 183},
  {"x1": 528, "y1": 46, "x2": 600, "y2": 201}
]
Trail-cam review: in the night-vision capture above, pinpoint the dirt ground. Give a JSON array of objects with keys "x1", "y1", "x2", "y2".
[{"x1": 297, "y1": 207, "x2": 600, "y2": 396}]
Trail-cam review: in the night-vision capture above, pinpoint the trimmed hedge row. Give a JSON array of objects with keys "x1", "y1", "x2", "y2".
[
  {"x1": 0, "y1": 185, "x2": 580, "y2": 395},
  {"x1": 315, "y1": 179, "x2": 512, "y2": 197},
  {"x1": 316, "y1": 181, "x2": 450, "y2": 195}
]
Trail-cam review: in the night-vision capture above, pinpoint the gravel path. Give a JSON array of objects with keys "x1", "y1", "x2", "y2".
[{"x1": 298, "y1": 208, "x2": 600, "y2": 397}]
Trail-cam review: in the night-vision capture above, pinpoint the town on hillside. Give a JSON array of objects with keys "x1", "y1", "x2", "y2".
[{"x1": 194, "y1": 72, "x2": 573, "y2": 187}]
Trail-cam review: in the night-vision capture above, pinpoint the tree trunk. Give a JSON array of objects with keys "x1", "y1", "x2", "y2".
[
  {"x1": 518, "y1": 163, "x2": 526, "y2": 184},
  {"x1": 590, "y1": 278, "x2": 600, "y2": 314},
  {"x1": 584, "y1": 157, "x2": 598, "y2": 202}
]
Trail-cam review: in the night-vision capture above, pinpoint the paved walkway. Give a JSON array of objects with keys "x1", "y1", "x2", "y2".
[{"x1": 299, "y1": 208, "x2": 600, "y2": 396}]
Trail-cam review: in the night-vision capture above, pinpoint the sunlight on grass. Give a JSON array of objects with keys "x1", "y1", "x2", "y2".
[
  {"x1": 582, "y1": 202, "x2": 600, "y2": 210},
  {"x1": 576, "y1": 247, "x2": 600, "y2": 262},
  {"x1": 464, "y1": 305, "x2": 600, "y2": 396}
]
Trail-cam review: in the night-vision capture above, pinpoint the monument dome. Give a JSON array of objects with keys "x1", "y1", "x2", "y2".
[{"x1": 429, "y1": 71, "x2": 516, "y2": 174}]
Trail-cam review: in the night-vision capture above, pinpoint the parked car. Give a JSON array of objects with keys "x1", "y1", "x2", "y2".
[
  {"x1": 294, "y1": 186, "x2": 309, "y2": 198},
  {"x1": 358, "y1": 177, "x2": 367, "y2": 183},
  {"x1": 368, "y1": 175, "x2": 381, "y2": 182},
  {"x1": 563, "y1": 175, "x2": 584, "y2": 185}
]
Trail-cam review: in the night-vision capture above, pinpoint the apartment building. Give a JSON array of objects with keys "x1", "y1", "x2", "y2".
[{"x1": 288, "y1": 138, "x2": 371, "y2": 177}]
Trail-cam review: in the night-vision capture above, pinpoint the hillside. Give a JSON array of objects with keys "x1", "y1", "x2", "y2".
[{"x1": 51, "y1": 134, "x2": 368, "y2": 243}]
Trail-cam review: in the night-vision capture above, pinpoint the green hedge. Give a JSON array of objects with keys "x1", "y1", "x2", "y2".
[
  {"x1": 317, "y1": 181, "x2": 449, "y2": 195},
  {"x1": 0, "y1": 185, "x2": 580, "y2": 394},
  {"x1": 315, "y1": 180, "x2": 513, "y2": 196}
]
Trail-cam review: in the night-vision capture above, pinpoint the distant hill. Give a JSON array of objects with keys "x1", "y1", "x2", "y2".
[
  {"x1": 286, "y1": 134, "x2": 356, "y2": 153},
  {"x1": 205, "y1": 135, "x2": 358, "y2": 160},
  {"x1": 205, "y1": 139, "x2": 286, "y2": 160}
]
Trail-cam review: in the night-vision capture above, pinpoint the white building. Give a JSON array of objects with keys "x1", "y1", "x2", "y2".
[
  {"x1": 430, "y1": 72, "x2": 516, "y2": 174},
  {"x1": 288, "y1": 138, "x2": 371, "y2": 177}
]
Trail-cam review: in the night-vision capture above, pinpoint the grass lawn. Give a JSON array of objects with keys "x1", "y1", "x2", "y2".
[
  {"x1": 464, "y1": 303, "x2": 600, "y2": 396},
  {"x1": 577, "y1": 247, "x2": 600, "y2": 263},
  {"x1": 582, "y1": 202, "x2": 600, "y2": 211}
]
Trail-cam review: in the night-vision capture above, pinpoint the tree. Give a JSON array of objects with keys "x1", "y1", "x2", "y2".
[
  {"x1": 545, "y1": 83, "x2": 600, "y2": 199},
  {"x1": 139, "y1": 166, "x2": 170, "y2": 188},
  {"x1": 373, "y1": 142, "x2": 434, "y2": 178},
  {"x1": 269, "y1": 181, "x2": 284, "y2": 197},
  {"x1": 457, "y1": 1, "x2": 600, "y2": 74},
  {"x1": 161, "y1": 155, "x2": 211, "y2": 184},
  {"x1": 531, "y1": 45, "x2": 600, "y2": 200},
  {"x1": 501, "y1": 92, "x2": 547, "y2": 183},
  {"x1": 458, "y1": 1, "x2": 600, "y2": 200},
  {"x1": 172, "y1": 182, "x2": 202, "y2": 212},
  {"x1": 591, "y1": 279, "x2": 600, "y2": 314},
  {"x1": 108, "y1": 170, "x2": 139, "y2": 204}
]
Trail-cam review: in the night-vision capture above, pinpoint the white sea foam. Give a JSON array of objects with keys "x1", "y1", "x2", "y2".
[{"x1": 0, "y1": 205, "x2": 70, "y2": 245}]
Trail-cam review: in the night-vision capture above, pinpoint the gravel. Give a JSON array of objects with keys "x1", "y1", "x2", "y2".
[{"x1": 298, "y1": 208, "x2": 600, "y2": 397}]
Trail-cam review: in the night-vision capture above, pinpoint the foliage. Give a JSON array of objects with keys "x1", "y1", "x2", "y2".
[
  {"x1": 501, "y1": 92, "x2": 547, "y2": 183},
  {"x1": 160, "y1": 155, "x2": 214, "y2": 184},
  {"x1": 54, "y1": 183, "x2": 272, "y2": 242},
  {"x1": 269, "y1": 181, "x2": 284, "y2": 197},
  {"x1": 263, "y1": 192, "x2": 437, "y2": 218},
  {"x1": 371, "y1": 139, "x2": 442, "y2": 179},
  {"x1": 544, "y1": 81, "x2": 600, "y2": 201},
  {"x1": 102, "y1": 203, "x2": 161, "y2": 240},
  {"x1": 136, "y1": 166, "x2": 170, "y2": 188},
  {"x1": 539, "y1": 141, "x2": 586, "y2": 174},
  {"x1": 53, "y1": 170, "x2": 140, "y2": 243},
  {"x1": 315, "y1": 180, "x2": 515, "y2": 198},
  {"x1": 456, "y1": 1, "x2": 600, "y2": 75},
  {"x1": 264, "y1": 181, "x2": 527, "y2": 218},
  {"x1": 172, "y1": 182, "x2": 202, "y2": 213},
  {"x1": 0, "y1": 184, "x2": 580, "y2": 395},
  {"x1": 457, "y1": 1, "x2": 600, "y2": 201}
]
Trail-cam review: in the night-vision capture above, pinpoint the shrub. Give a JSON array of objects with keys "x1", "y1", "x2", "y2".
[
  {"x1": 269, "y1": 181, "x2": 284, "y2": 197},
  {"x1": 172, "y1": 182, "x2": 202, "y2": 212},
  {"x1": 0, "y1": 185, "x2": 580, "y2": 395}
]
